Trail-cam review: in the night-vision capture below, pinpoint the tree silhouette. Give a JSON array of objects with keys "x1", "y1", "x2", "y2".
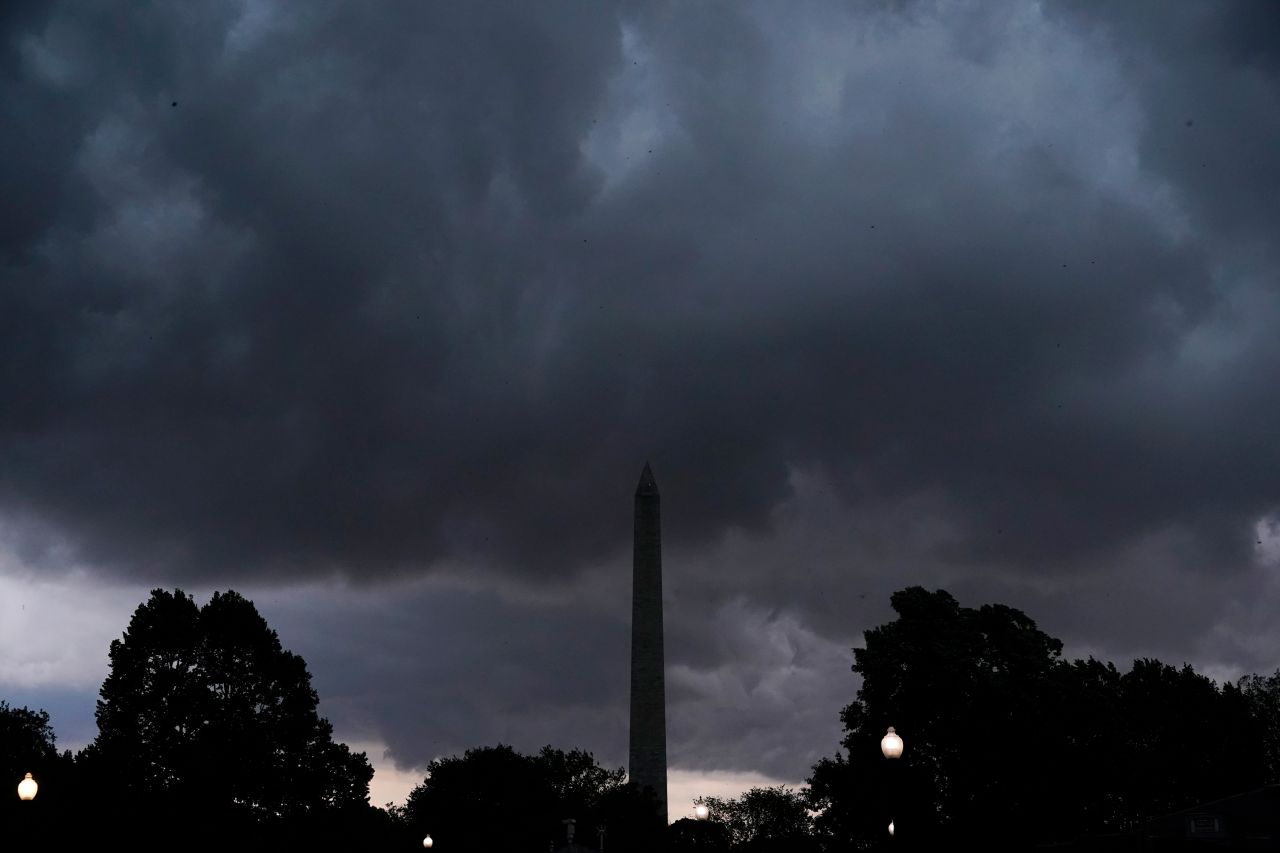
[
  {"x1": 694, "y1": 786, "x2": 815, "y2": 852},
  {"x1": 403, "y1": 744, "x2": 661, "y2": 853},
  {"x1": 808, "y1": 587, "x2": 1267, "y2": 851},
  {"x1": 667, "y1": 816, "x2": 731, "y2": 853},
  {"x1": 0, "y1": 700, "x2": 59, "y2": 786},
  {"x1": 809, "y1": 587, "x2": 1065, "y2": 848},
  {"x1": 88, "y1": 588, "x2": 373, "y2": 847},
  {"x1": 93, "y1": 588, "x2": 205, "y2": 804},
  {"x1": 1239, "y1": 668, "x2": 1280, "y2": 784},
  {"x1": 1113, "y1": 659, "x2": 1262, "y2": 822}
]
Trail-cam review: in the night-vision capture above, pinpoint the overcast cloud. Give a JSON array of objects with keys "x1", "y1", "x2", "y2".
[{"x1": 3, "y1": 0, "x2": 1280, "y2": 815}]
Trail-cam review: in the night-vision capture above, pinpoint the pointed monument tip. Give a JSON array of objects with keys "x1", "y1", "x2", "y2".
[{"x1": 636, "y1": 462, "x2": 659, "y2": 496}]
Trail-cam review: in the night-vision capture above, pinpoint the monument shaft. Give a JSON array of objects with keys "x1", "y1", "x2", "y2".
[{"x1": 629, "y1": 463, "x2": 667, "y2": 813}]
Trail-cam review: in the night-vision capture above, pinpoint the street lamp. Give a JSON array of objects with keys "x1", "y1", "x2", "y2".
[
  {"x1": 694, "y1": 804, "x2": 709, "y2": 821},
  {"x1": 881, "y1": 728, "x2": 902, "y2": 842},
  {"x1": 18, "y1": 773, "x2": 38, "y2": 801},
  {"x1": 880, "y1": 727, "x2": 903, "y2": 759},
  {"x1": 422, "y1": 834, "x2": 433, "y2": 848}
]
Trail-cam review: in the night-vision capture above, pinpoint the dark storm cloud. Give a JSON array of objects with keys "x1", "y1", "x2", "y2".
[
  {"x1": 261, "y1": 581, "x2": 633, "y2": 767},
  {"x1": 4, "y1": 0, "x2": 1280, "y2": 784},
  {"x1": 2, "y1": 1, "x2": 631, "y2": 579}
]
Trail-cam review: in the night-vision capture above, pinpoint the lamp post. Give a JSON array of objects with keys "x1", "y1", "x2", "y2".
[
  {"x1": 694, "y1": 804, "x2": 709, "y2": 821},
  {"x1": 881, "y1": 727, "x2": 902, "y2": 841},
  {"x1": 18, "y1": 773, "x2": 38, "y2": 801}
]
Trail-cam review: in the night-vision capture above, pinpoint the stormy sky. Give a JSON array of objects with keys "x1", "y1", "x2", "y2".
[{"x1": 3, "y1": 0, "x2": 1280, "y2": 818}]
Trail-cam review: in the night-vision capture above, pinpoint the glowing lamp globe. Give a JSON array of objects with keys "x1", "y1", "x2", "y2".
[
  {"x1": 18, "y1": 773, "x2": 38, "y2": 801},
  {"x1": 880, "y1": 726, "x2": 903, "y2": 759},
  {"x1": 694, "y1": 804, "x2": 709, "y2": 821},
  {"x1": 423, "y1": 835, "x2": 433, "y2": 849},
  {"x1": 888, "y1": 821, "x2": 895, "y2": 837}
]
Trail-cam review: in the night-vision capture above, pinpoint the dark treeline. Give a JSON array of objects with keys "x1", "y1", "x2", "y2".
[
  {"x1": 807, "y1": 587, "x2": 1280, "y2": 851},
  {"x1": 396, "y1": 743, "x2": 665, "y2": 852},
  {"x1": 4, "y1": 585, "x2": 1280, "y2": 851}
]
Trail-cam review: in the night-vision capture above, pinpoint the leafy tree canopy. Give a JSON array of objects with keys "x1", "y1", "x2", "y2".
[
  {"x1": 0, "y1": 700, "x2": 59, "y2": 781},
  {"x1": 693, "y1": 785, "x2": 815, "y2": 852},
  {"x1": 1239, "y1": 669, "x2": 1280, "y2": 784},
  {"x1": 403, "y1": 744, "x2": 661, "y2": 853},
  {"x1": 667, "y1": 816, "x2": 731, "y2": 853},
  {"x1": 808, "y1": 586, "x2": 1267, "y2": 850},
  {"x1": 89, "y1": 588, "x2": 372, "y2": 830}
]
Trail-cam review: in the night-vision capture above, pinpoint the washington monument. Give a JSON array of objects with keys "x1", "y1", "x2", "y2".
[{"x1": 629, "y1": 462, "x2": 667, "y2": 814}]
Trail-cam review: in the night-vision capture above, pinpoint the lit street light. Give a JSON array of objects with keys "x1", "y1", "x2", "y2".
[
  {"x1": 18, "y1": 773, "x2": 38, "y2": 801},
  {"x1": 694, "y1": 804, "x2": 709, "y2": 821},
  {"x1": 880, "y1": 727, "x2": 903, "y2": 760},
  {"x1": 422, "y1": 834, "x2": 433, "y2": 848},
  {"x1": 881, "y1": 728, "x2": 903, "y2": 842}
]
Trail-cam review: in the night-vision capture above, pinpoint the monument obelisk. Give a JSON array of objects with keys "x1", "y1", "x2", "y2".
[{"x1": 629, "y1": 462, "x2": 667, "y2": 816}]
